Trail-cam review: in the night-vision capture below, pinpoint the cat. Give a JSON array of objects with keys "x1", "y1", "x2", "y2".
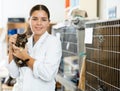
[
  {"x1": 13, "y1": 33, "x2": 28, "y2": 67},
  {"x1": 5, "y1": 33, "x2": 28, "y2": 86}
]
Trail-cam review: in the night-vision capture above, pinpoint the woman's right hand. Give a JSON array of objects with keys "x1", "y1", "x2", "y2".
[
  {"x1": 9, "y1": 34, "x2": 17, "y2": 44},
  {"x1": 8, "y1": 34, "x2": 17, "y2": 63}
]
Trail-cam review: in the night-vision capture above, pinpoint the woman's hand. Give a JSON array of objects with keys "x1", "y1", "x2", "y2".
[
  {"x1": 9, "y1": 34, "x2": 17, "y2": 44},
  {"x1": 9, "y1": 34, "x2": 17, "y2": 52},
  {"x1": 8, "y1": 34, "x2": 17, "y2": 63},
  {"x1": 12, "y1": 44, "x2": 29, "y2": 61},
  {"x1": 12, "y1": 45, "x2": 35, "y2": 69}
]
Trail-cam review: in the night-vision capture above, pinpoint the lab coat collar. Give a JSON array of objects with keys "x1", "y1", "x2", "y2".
[{"x1": 29, "y1": 31, "x2": 49, "y2": 48}]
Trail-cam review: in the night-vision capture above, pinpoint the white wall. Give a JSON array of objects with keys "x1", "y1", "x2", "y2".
[
  {"x1": 0, "y1": 0, "x2": 3, "y2": 28},
  {"x1": 99, "y1": 0, "x2": 120, "y2": 19},
  {"x1": 1, "y1": 0, "x2": 65, "y2": 28},
  {"x1": 1, "y1": 0, "x2": 120, "y2": 27},
  {"x1": 79, "y1": 0, "x2": 98, "y2": 19},
  {"x1": 99, "y1": 0, "x2": 107, "y2": 19},
  {"x1": 106, "y1": 0, "x2": 120, "y2": 19}
]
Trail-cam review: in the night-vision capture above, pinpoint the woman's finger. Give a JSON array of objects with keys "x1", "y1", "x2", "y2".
[
  {"x1": 12, "y1": 52, "x2": 18, "y2": 58},
  {"x1": 12, "y1": 45, "x2": 20, "y2": 53},
  {"x1": 13, "y1": 44, "x2": 18, "y2": 49},
  {"x1": 9, "y1": 34, "x2": 17, "y2": 44}
]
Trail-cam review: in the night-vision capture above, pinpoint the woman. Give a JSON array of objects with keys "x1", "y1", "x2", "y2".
[{"x1": 8, "y1": 4, "x2": 62, "y2": 91}]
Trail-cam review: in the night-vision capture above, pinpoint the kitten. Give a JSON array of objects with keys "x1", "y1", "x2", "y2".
[{"x1": 13, "y1": 33, "x2": 28, "y2": 67}]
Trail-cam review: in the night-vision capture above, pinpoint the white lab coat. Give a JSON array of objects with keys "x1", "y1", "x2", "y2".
[{"x1": 7, "y1": 31, "x2": 62, "y2": 91}]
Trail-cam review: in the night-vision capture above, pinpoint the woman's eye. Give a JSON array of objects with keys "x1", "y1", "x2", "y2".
[
  {"x1": 31, "y1": 18, "x2": 48, "y2": 22},
  {"x1": 32, "y1": 18, "x2": 37, "y2": 21},
  {"x1": 42, "y1": 19, "x2": 48, "y2": 21}
]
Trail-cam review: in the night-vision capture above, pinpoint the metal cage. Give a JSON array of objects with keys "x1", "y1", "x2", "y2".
[{"x1": 85, "y1": 19, "x2": 120, "y2": 91}]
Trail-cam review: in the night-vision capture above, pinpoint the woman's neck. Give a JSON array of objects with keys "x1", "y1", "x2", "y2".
[
  {"x1": 33, "y1": 31, "x2": 46, "y2": 44},
  {"x1": 33, "y1": 34, "x2": 41, "y2": 44}
]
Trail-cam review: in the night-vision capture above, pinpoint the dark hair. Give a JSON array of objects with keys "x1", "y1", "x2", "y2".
[{"x1": 30, "y1": 4, "x2": 50, "y2": 20}]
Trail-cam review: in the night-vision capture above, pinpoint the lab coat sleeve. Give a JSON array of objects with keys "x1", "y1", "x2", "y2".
[
  {"x1": 33, "y1": 38, "x2": 62, "y2": 81},
  {"x1": 7, "y1": 60, "x2": 20, "y2": 78}
]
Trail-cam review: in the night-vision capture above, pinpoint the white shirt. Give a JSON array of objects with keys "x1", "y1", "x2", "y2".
[{"x1": 8, "y1": 31, "x2": 62, "y2": 91}]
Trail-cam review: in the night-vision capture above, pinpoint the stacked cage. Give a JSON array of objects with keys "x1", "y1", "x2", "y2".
[
  {"x1": 52, "y1": 26, "x2": 78, "y2": 72},
  {"x1": 85, "y1": 19, "x2": 120, "y2": 91}
]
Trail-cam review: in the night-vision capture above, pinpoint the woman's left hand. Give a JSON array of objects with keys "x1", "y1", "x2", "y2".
[{"x1": 12, "y1": 44, "x2": 29, "y2": 61}]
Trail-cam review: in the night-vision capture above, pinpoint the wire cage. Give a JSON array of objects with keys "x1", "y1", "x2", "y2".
[{"x1": 85, "y1": 19, "x2": 120, "y2": 91}]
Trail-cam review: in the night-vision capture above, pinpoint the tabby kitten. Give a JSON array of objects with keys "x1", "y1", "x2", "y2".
[{"x1": 13, "y1": 33, "x2": 28, "y2": 67}]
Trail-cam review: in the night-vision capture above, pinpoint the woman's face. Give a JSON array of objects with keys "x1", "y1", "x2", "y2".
[{"x1": 29, "y1": 10, "x2": 50, "y2": 36}]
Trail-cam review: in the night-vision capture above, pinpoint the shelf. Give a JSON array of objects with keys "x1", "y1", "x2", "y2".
[{"x1": 7, "y1": 22, "x2": 26, "y2": 30}]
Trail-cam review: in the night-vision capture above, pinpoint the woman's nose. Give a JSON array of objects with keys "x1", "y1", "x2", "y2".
[{"x1": 37, "y1": 19, "x2": 42, "y2": 25}]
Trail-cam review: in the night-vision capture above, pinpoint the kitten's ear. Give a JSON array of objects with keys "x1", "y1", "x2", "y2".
[
  {"x1": 17, "y1": 34, "x2": 20, "y2": 36},
  {"x1": 24, "y1": 32, "x2": 28, "y2": 37}
]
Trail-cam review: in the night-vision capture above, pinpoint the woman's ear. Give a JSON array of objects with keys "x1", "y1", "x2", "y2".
[
  {"x1": 47, "y1": 20, "x2": 50, "y2": 27},
  {"x1": 27, "y1": 18, "x2": 30, "y2": 24}
]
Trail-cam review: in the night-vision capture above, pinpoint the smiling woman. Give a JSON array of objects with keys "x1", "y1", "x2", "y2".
[
  {"x1": 7, "y1": 4, "x2": 62, "y2": 91},
  {"x1": 29, "y1": 10, "x2": 50, "y2": 39}
]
